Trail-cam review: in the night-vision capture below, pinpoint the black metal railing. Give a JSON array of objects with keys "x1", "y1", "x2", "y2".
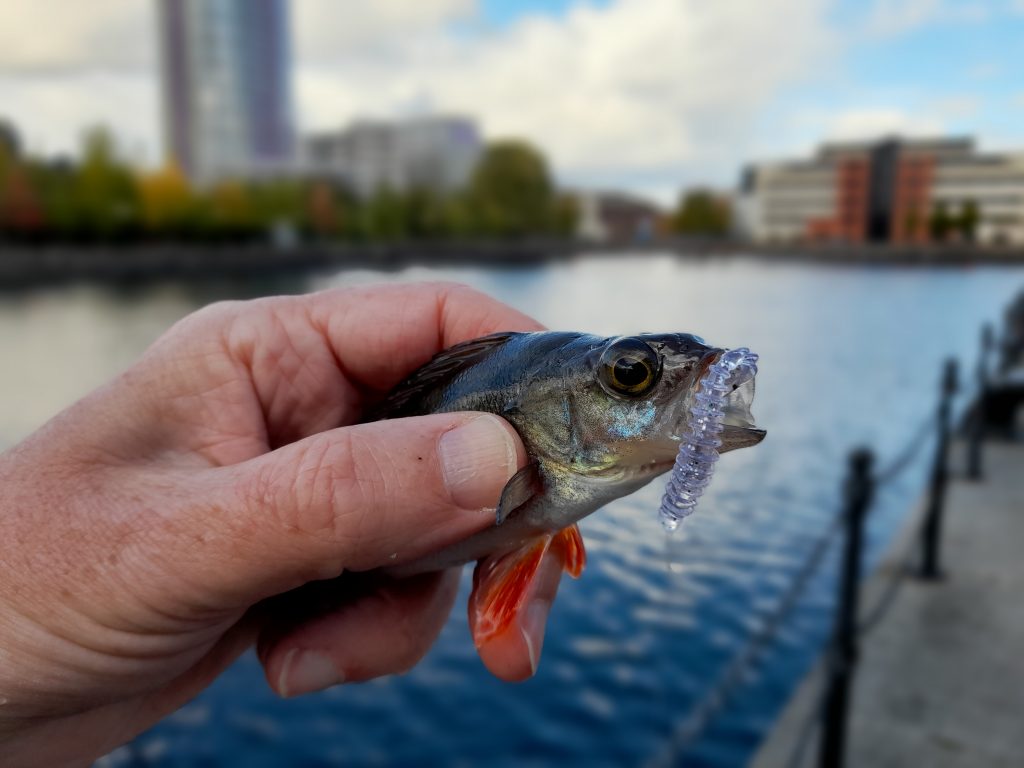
[
  {"x1": 817, "y1": 448, "x2": 872, "y2": 768},
  {"x1": 918, "y1": 358, "x2": 958, "y2": 581}
]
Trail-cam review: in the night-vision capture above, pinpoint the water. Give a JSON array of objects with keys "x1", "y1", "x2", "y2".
[{"x1": 0, "y1": 255, "x2": 1018, "y2": 767}]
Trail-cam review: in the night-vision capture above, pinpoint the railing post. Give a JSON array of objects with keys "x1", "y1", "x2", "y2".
[
  {"x1": 967, "y1": 325, "x2": 992, "y2": 481},
  {"x1": 818, "y1": 448, "x2": 874, "y2": 768},
  {"x1": 1000, "y1": 293, "x2": 1024, "y2": 375},
  {"x1": 919, "y1": 358, "x2": 958, "y2": 580}
]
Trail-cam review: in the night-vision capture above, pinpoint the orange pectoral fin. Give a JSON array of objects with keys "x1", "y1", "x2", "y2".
[
  {"x1": 554, "y1": 524, "x2": 586, "y2": 578},
  {"x1": 468, "y1": 527, "x2": 588, "y2": 681},
  {"x1": 469, "y1": 535, "x2": 552, "y2": 648}
]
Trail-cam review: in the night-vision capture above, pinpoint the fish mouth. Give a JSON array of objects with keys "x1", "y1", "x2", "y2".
[
  {"x1": 720, "y1": 376, "x2": 766, "y2": 451},
  {"x1": 670, "y1": 350, "x2": 765, "y2": 453}
]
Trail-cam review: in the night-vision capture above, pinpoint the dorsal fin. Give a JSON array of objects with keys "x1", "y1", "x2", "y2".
[{"x1": 370, "y1": 332, "x2": 521, "y2": 419}]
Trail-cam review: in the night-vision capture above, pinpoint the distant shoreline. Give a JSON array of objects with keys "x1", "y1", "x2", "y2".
[{"x1": 2, "y1": 240, "x2": 1023, "y2": 289}]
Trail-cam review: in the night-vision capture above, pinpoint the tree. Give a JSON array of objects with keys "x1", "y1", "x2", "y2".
[
  {"x1": 468, "y1": 140, "x2": 555, "y2": 237},
  {"x1": 0, "y1": 164, "x2": 44, "y2": 235},
  {"x1": 928, "y1": 201, "x2": 953, "y2": 242},
  {"x1": 958, "y1": 199, "x2": 980, "y2": 242},
  {"x1": 306, "y1": 181, "x2": 340, "y2": 238},
  {"x1": 551, "y1": 193, "x2": 579, "y2": 237},
  {"x1": 208, "y1": 180, "x2": 254, "y2": 237},
  {"x1": 33, "y1": 160, "x2": 78, "y2": 239},
  {"x1": 249, "y1": 180, "x2": 305, "y2": 233},
  {"x1": 673, "y1": 189, "x2": 730, "y2": 235},
  {"x1": 74, "y1": 127, "x2": 139, "y2": 240},
  {"x1": 137, "y1": 163, "x2": 194, "y2": 237},
  {"x1": 438, "y1": 194, "x2": 474, "y2": 238},
  {"x1": 361, "y1": 186, "x2": 407, "y2": 241},
  {"x1": 404, "y1": 186, "x2": 449, "y2": 238}
]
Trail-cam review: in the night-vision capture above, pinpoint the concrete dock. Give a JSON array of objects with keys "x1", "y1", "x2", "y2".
[{"x1": 751, "y1": 439, "x2": 1024, "y2": 768}]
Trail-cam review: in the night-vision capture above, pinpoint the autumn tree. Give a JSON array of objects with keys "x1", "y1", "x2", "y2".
[
  {"x1": 0, "y1": 165, "x2": 45, "y2": 235},
  {"x1": 207, "y1": 181, "x2": 255, "y2": 237},
  {"x1": 137, "y1": 163, "x2": 194, "y2": 236},
  {"x1": 0, "y1": 131, "x2": 43, "y2": 235},
  {"x1": 306, "y1": 181, "x2": 340, "y2": 238}
]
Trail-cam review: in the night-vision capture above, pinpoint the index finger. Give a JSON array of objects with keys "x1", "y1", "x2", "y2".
[
  {"x1": 305, "y1": 281, "x2": 545, "y2": 395},
  {"x1": 205, "y1": 281, "x2": 545, "y2": 447}
]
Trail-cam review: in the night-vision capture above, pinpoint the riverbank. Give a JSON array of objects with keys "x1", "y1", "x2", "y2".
[
  {"x1": 751, "y1": 437, "x2": 1024, "y2": 768},
  {"x1": 2, "y1": 240, "x2": 1023, "y2": 289}
]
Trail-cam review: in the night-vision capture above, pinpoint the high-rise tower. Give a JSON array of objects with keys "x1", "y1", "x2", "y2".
[{"x1": 158, "y1": 0, "x2": 294, "y2": 184}]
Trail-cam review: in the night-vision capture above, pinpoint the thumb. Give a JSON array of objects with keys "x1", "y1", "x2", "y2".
[{"x1": 191, "y1": 412, "x2": 527, "y2": 605}]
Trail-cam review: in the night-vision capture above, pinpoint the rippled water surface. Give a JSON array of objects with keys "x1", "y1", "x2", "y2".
[{"x1": 1, "y1": 255, "x2": 1019, "y2": 767}]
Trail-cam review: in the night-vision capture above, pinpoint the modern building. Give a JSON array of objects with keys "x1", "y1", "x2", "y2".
[
  {"x1": 304, "y1": 117, "x2": 482, "y2": 198},
  {"x1": 158, "y1": 0, "x2": 295, "y2": 184},
  {"x1": 734, "y1": 137, "x2": 1024, "y2": 245},
  {"x1": 575, "y1": 191, "x2": 663, "y2": 243}
]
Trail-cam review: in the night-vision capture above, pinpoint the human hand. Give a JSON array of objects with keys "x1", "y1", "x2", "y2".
[{"x1": 0, "y1": 282, "x2": 565, "y2": 767}]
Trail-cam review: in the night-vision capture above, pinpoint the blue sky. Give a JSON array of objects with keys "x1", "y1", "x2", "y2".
[
  {"x1": 479, "y1": 0, "x2": 610, "y2": 23},
  {"x1": 0, "y1": 0, "x2": 1021, "y2": 202},
  {"x1": 823, "y1": 0, "x2": 1023, "y2": 143}
]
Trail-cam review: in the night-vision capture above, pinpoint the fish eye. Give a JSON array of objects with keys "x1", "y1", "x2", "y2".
[{"x1": 598, "y1": 338, "x2": 661, "y2": 397}]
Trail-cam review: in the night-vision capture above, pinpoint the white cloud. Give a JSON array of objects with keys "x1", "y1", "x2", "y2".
[
  {"x1": 864, "y1": 0, "x2": 943, "y2": 37},
  {"x1": 294, "y1": 0, "x2": 475, "y2": 61},
  {"x1": 0, "y1": 1, "x2": 154, "y2": 72},
  {"x1": 862, "y1": 0, "x2": 996, "y2": 37},
  {"x1": 0, "y1": 0, "x2": 474, "y2": 72},
  {"x1": 821, "y1": 107, "x2": 945, "y2": 141}
]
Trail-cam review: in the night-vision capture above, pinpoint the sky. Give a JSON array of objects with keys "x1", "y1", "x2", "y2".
[{"x1": 0, "y1": 0, "x2": 1021, "y2": 203}]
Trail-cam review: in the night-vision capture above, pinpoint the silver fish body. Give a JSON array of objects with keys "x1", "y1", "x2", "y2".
[{"x1": 375, "y1": 331, "x2": 764, "y2": 575}]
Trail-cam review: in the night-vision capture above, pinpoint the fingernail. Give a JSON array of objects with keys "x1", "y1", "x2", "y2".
[
  {"x1": 279, "y1": 649, "x2": 343, "y2": 697},
  {"x1": 439, "y1": 415, "x2": 518, "y2": 510},
  {"x1": 521, "y1": 598, "x2": 551, "y2": 676}
]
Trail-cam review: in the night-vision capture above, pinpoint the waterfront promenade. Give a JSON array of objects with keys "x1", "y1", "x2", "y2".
[{"x1": 752, "y1": 438, "x2": 1024, "y2": 767}]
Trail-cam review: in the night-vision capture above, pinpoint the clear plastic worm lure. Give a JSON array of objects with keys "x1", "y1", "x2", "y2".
[{"x1": 659, "y1": 347, "x2": 760, "y2": 531}]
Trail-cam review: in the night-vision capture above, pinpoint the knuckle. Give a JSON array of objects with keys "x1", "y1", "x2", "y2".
[
  {"x1": 291, "y1": 438, "x2": 349, "y2": 537},
  {"x1": 250, "y1": 432, "x2": 393, "y2": 548}
]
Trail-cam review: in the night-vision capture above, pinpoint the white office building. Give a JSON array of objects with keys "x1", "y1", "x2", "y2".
[{"x1": 305, "y1": 117, "x2": 483, "y2": 198}]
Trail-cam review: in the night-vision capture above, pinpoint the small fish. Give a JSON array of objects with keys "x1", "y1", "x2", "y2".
[{"x1": 374, "y1": 332, "x2": 764, "y2": 669}]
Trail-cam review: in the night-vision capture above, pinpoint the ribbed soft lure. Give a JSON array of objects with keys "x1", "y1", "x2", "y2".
[{"x1": 659, "y1": 347, "x2": 760, "y2": 531}]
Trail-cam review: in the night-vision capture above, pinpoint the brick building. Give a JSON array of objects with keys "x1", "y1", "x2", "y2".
[{"x1": 734, "y1": 137, "x2": 1024, "y2": 245}]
